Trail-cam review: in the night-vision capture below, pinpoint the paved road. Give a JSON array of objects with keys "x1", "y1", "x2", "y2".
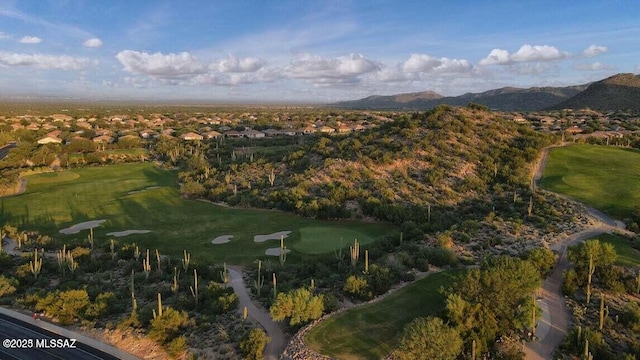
[
  {"x1": 228, "y1": 266, "x2": 285, "y2": 360},
  {"x1": 0, "y1": 142, "x2": 16, "y2": 160},
  {"x1": 0, "y1": 312, "x2": 125, "y2": 360},
  {"x1": 524, "y1": 145, "x2": 628, "y2": 360}
]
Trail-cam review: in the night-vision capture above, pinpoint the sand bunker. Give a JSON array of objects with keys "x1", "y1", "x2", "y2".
[
  {"x1": 59, "y1": 219, "x2": 107, "y2": 234},
  {"x1": 106, "y1": 230, "x2": 151, "y2": 237},
  {"x1": 212, "y1": 235, "x2": 233, "y2": 244},
  {"x1": 127, "y1": 186, "x2": 160, "y2": 195},
  {"x1": 253, "y1": 231, "x2": 292, "y2": 243},
  {"x1": 265, "y1": 247, "x2": 292, "y2": 256}
]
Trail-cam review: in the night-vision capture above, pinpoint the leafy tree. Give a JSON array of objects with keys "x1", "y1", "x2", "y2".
[
  {"x1": 523, "y1": 247, "x2": 557, "y2": 277},
  {"x1": 239, "y1": 328, "x2": 269, "y2": 360},
  {"x1": 393, "y1": 316, "x2": 463, "y2": 360},
  {"x1": 445, "y1": 256, "x2": 540, "y2": 353},
  {"x1": 269, "y1": 287, "x2": 324, "y2": 326}
]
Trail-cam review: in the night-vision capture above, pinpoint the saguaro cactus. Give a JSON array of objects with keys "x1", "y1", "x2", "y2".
[
  {"x1": 152, "y1": 293, "x2": 164, "y2": 319},
  {"x1": 220, "y1": 262, "x2": 229, "y2": 284},
  {"x1": 29, "y1": 248, "x2": 43, "y2": 279},
  {"x1": 254, "y1": 260, "x2": 265, "y2": 297},
  {"x1": 272, "y1": 272, "x2": 277, "y2": 300},
  {"x1": 586, "y1": 253, "x2": 595, "y2": 304},
  {"x1": 190, "y1": 269, "x2": 199, "y2": 306},
  {"x1": 599, "y1": 292, "x2": 609, "y2": 330},
  {"x1": 172, "y1": 267, "x2": 180, "y2": 293},
  {"x1": 143, "y1": 249, "x2": 151, "y2": 279},
  {"x1": 350, "y1": 239, "x2": 359, "y2": 269},
  {"x1": 182, "y1": 250, "x2": 191, "y2": 272}
]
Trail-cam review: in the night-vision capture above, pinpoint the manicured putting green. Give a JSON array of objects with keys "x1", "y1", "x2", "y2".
[
  {"x1": 539, "y1": 144, "x2": 640, "y2": 219},
  {"x1": 0, "y1": 163, "x2": 393, "y2": 265},
  {"x1": 305, "y1": 270, "x2": 461, "y2": 360},
  {"x1": 294, "y1": 227, "x2": 374, "y2": 254},
  {"x1": 589, "y1": 233, "x2": 640, "y2": 267}
]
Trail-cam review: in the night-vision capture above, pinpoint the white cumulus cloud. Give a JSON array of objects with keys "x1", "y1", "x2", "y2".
[
  {"x1": 116, "y1": 50, "x2": 206, "y2": 78},
  {"x1": 480, "y1": 44, "x2": 569, "y2": 65},
  {"x1": 83, "y1": 38, "x2": 103, "y2": 48},
  {"x1": 285, "y1": 53, "x2": 380, "y2": 85},
  {"x1": 402, "y1": 54, "x2": 473, "y2": 74},
  {"x1": 19, "y1": 36, "x2": 42, "y2": 44},
  {"x1": 0, "y1": 52, "x2": 93, "y2": 70},
  {"x1": 478, "y1": 49, "x2": 511, "y2": 65},
  {"x1": 582, "y1": 45, "x2": 608, "y2": 58},
  {"x1": 215, "y1": 54, "x2": 266, "y2": 73}
]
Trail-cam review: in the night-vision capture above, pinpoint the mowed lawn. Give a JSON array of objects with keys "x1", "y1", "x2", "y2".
[
  {"x1": 539, "y1": 145, "x2": 640, "y2": 219},
  {"x1": 305, "y1": 270, "x2": 461, "y2": 360},
  {"x1": 0, "y1": 163, "x2": 393, "y2": 264},
  {"x1": 590, "y1": 233, "x2": 640, "y2": 267}
]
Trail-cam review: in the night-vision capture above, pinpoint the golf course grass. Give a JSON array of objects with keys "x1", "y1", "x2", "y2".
[
  {"x1": 590, "y1": 233, "x2": 640, "y2": 267},
  {"x1": 0, "y1": 163, "x2": 393, "y2": 264},
  {"x1": 293, "y1": 227, "x2": 375, "y2": 254},
  {"x1": 539, "y1": 144, "x2": 640, "y2": 219},
  {"x1": 305, "y1": 270, "x2": 461, "y2": 360}
]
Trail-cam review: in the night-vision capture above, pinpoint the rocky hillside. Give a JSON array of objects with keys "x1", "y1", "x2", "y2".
[
  {"x1": 167, "y1": 105, "x2": 567, "y2": 233},
  {"x1": 331, "y1": 84, "x2": 587, "y2": 111},
  {"x1": 551, "y1": 73, "x2": 640, "y2": 111}
]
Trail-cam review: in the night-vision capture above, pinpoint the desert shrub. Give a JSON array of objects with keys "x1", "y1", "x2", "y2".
[
  {"x1": 343, "y1": 275, "x2": 370, "y2": 300},
  {"x1": 149, "y1": 307, "x2": 193, "y2": 344},
  {"x1": 36, "y1": 289, "x2": 90, "y2": 325},
  {"x1": 239, "y1": 328, "x2": 269, "y2": 360},
  {"x1": 421, "y1": 246, "x2": 457, "y2": 267}
]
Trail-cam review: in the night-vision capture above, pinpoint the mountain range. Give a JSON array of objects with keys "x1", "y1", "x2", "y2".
[{"x1": 331, "y1": 73, "x2": 640, "y2": 112}]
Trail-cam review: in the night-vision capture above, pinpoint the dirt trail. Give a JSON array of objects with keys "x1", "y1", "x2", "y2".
[
  {"x1": 227, "y1": 266, "x2": 286, "y2": 360},
  {"x1": 524, "y1": 146, "x2": 628, "y2": 360}
]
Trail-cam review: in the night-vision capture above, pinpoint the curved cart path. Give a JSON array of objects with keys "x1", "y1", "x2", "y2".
[
  {"x1": 524, "y1": 146, "x2": 629, "y2": 360},
  {"x1": 228, "y1": 266, "x2": 286, "y2": 360}
]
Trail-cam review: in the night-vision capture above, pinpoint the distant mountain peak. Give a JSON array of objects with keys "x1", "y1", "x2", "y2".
[{"x1": 331, "y1": 73, "x2": 639, "y2": 112}]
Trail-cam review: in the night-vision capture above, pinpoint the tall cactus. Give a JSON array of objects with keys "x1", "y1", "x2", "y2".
[
  {"x1": 155, "y1": 249, "x2": 162, "y2": 276},
  {"x1": 363, "y1": 250, "x2": 369, "y2": 274},
  {"x1": 254, "y1": 260, "x2": 264, "y2": 297},
  {"x1": 268, "y1": 168, "x2": 276, "y2": 186},
  {"x1": 110, "y1": 238, "x2": 116, "y2": 260},
  {"x1": 182, "y1": 250, "x2": 191, "y2": 272},
  {"x1": 172, "y1": 267, "x2": 179, "y2": 294},
  {"x1": 586, "y1": 253, "x2": 595, "y2": 304},
  {"x1": 190, "y1": 268, "x2": 199, "y2": 307},
  {"x1": 133, "y1": 245, "x2": 140, "y2": 261},
  {"x1": 220, "y1": 262, "x2": 229, "y2": 284},
  {"x1": 143, "y1": 249, "x2": 151, "y2": 279},
  {"x1": 599, "y1": 292, "x2": 609, "y2": 330},
  {"x1": 350, "y1": 239, "x2": 359, "y2": 269},
  {"x1": 29, "y1": 248, "x2": 43, "y2": 279},
  {"x1": 152, "y1": 293, "x2": 164, "y2": 319},
  {"x1": 279, "y1": 235, "x2": 287, "y2": 266},
  {"x1": 272, "y1": 272, "x2": 277, "y2": 301},
  {"x1": 130, "y1": 270, "x2": 137, "y2": 312}
]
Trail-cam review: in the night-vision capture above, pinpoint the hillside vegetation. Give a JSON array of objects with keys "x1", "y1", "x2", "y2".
[{"x1": 174, "y1": 105, "x2": 556, "y2": 231}]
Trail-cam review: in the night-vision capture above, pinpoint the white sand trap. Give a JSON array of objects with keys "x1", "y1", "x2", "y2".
[
  {"x1": 212, "y1": 235, "x2": 233, "y2": 244},
  {"x1": 253, "y1": 231, "x2": 292, "y2": 243},
  {"x1": 265, "y1": 247, "x2": 292, "y2": 256},
  {"x1": 59, "y1": 219, "x2": 107, "y2": 234},
  {"x1": 106, "y1": 230, "x2": 151, "y2": 237}
]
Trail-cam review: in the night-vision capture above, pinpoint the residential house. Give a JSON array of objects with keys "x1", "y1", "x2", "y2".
[
  {"x1": 203, "y1": 130, "x2": 223, "y2": 139},
  {"x1": 180, "y1": 132, "x2": 204, "y2": 141},
  {"x1": 37, "y1": 135, "x2": 62, "y2": 145},
  {"x1": 243, "y1": 129, "x2": 265, "y2": 139}
]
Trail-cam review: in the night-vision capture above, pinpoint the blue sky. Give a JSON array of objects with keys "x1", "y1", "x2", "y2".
[{"x1": 0, "y1": 0, "x2": 638, "y2": 102}]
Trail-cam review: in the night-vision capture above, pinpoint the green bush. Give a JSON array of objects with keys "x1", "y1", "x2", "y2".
[{"x1": 239, "y1": 328, "x2": 269, "y2": 360}]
